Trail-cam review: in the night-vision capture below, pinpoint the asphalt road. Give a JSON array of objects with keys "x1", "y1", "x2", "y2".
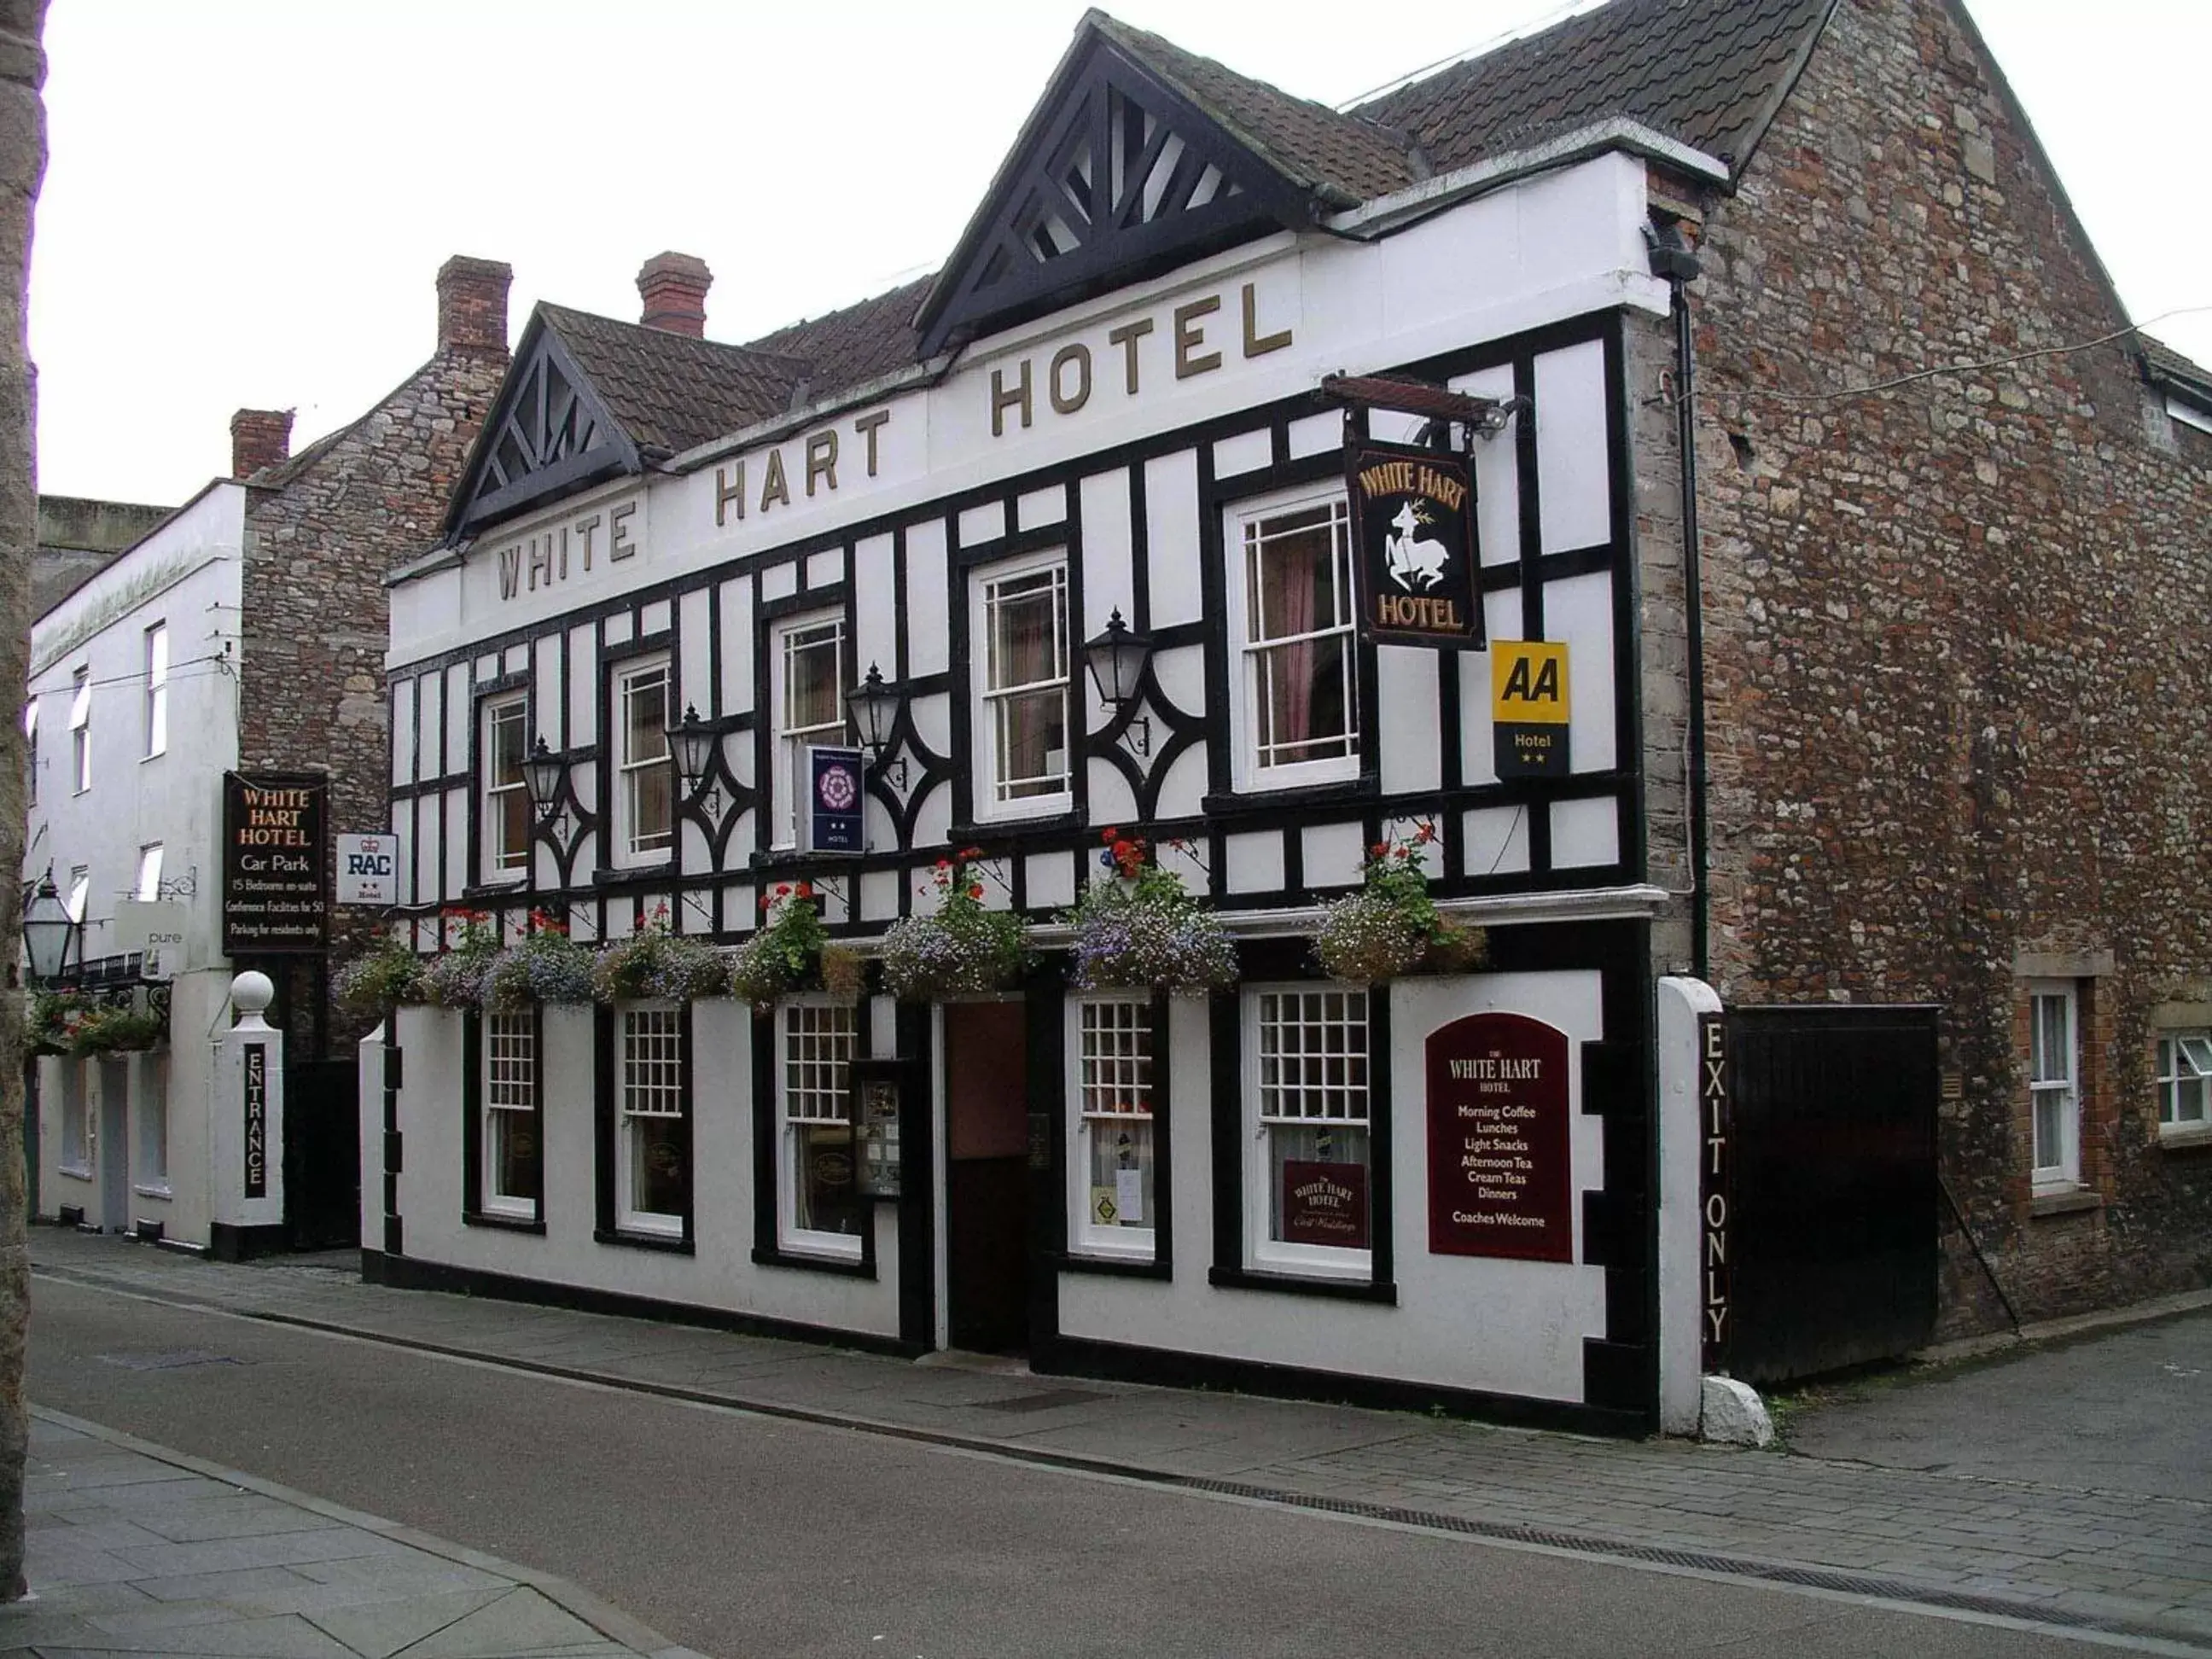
[
  {"x1": 1786, "y1": 1309, "x2": 2212, "y2": 1501},
  {"x1": 28, "y1": 1276, "x2": 2116, "y2": 1659}
]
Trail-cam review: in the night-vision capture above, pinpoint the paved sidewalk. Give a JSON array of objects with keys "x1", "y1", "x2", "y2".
[
  {"x1": 3, "y1": 1406, "x2": 704, "y2": 1659},
  {"x1": 29, "y1": 1230, "x2": 2212, "y2": 1651}
]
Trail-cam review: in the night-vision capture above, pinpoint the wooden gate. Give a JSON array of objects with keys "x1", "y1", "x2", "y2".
[{"x1": 1725, "y1": 1004, "x2": 1939, "y2": 1385}]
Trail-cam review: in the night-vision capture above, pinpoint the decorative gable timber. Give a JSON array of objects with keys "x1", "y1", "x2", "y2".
[
  {"x1": 917, "y1": 26, "x2": 1325, "y2": 357},
  {"x1": 447, "y1": 319, "x2": 638, "y2": 540}
]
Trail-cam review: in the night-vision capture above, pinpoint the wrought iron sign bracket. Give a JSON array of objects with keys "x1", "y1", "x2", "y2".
[{"x1": 1319, "y1": 373, "x2": 1530, "y2": 445}]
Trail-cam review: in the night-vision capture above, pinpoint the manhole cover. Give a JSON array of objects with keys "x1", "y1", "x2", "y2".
[
  {"x1": 97, "y1": 1350, "x2": 242, "y2": 1371},
  {"x1": 972, "y1": 1388, "x2": 1108, "y2": 1412}
]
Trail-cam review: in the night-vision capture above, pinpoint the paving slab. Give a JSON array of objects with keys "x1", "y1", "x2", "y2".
[{"x1": 0, "y1": 1408, "x2": 706, "y2": 1659}]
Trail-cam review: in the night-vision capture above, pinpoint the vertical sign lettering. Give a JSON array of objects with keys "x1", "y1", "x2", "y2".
[
  {"x1": 1698, "y1": 1012, "x2": 1731, "y2": 1370},
  {"x1": 243, "y1": 1042, "x2": 269, "y2": 1199},
  {"x1": 1426, "y1": 1011, "x2": 1574, "y2": 1261}
]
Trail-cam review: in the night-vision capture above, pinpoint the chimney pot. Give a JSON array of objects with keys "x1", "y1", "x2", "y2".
[
  {"x1": 436, "y1": 254, "x2": 513, "y2": 356},
  {"x1": 637, "y1": 251, "x2": 712, "y2": 337},
  {"x1": 230, "y1": 408, "x2": 294, "y2": 480}
]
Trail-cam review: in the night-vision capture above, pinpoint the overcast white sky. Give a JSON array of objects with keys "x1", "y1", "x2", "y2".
[{"x1": 27, "y1": 0, "x2": 2212, "y2": 506}]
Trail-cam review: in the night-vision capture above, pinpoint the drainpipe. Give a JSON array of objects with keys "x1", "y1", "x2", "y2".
[{"x1": 1644, "y1": 218, "x2": 1709, "y2": 981}]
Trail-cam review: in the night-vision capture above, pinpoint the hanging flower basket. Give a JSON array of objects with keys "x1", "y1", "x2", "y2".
[
  {"x1": 592, "y1": 905, "x2": 729, "y2": 1003},
  {"x1": 480, "y1": 911, "x2": 596, "y2": 1013},
  {"x1": 1313, "y1": 824, "x2": 1487, "y2": 984},
  {"x1": 729, "y1": 882, "x2": 832, "y2": 1009},
  {"x1": 1066, "y1": 829, "x2": 1236, "y2": 994},
  {"x1": 416, "y1": 909, "x2": 500, "y2": 1010},
  {"x1": 879, "y1": 848, "x2": 1030, "y2": 1000},
  {"x1": 335, "y1": 934, "x2": 428, "y2": 1016},
  {"x1": 65, "y1": 1003, "x2": 166, "y2": 1056}
]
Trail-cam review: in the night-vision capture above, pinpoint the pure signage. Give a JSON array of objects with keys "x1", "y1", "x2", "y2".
[
  {"x1": 1425, "y1": 1011, "x2": 1574, "y2": 1262},
  {"x1": 1344, "y1": 437, "x2": 1484, "y2": 649},
  {"x1": 336, "y1": 834, "x2": 399, "y2": 905},
  {"x1": 243, "y1": 1041, "x2": 269, "y2": 1199},
  {"x1": 1490, "y1": 640, "x2": 1571, "y2": 778},
  {"x1": 222, "y1": 771, "x2": 329, "y2": 955},
  {"x1": 802, "y1": 745, "x2": 865, "y2": 855}
]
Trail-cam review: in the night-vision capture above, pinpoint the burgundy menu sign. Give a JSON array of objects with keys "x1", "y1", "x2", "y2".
[
  {"x1": 1281, "y1": 1160, "x2": 1368, "y2": 1249},
  {"x1": 1426, "y1": 1012, "x2": 1574, "y2": 1262}
]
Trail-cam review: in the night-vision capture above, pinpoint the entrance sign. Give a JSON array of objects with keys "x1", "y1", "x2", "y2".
[
  {"x1": 243, "y1": 1041, "x2": 270, "y2": 1198},
  {"x1": 800, "y1": 745, "x2": 865, "y2": 854},
  {"x1": 1698, "y1": 1012, "x2": 1732, "y2": 1369},
  {"x1": 1491, "y1": 641, "x2": 1570, "y2": 778},
  {"x1": 1344, "y1": 438, "x2": 1484, "y2": 648},
  {"x1": 1425, "y1": 1011, "x2": 1573, "y2": 1262},
  {"x1": 1281, "y1": 1159, "x2": 1369, "y2": 1248},
  {"x1": 222, "y1": 771, "x2": 329, "y2": 954},
  {"x1": 336, "y1": 834, "x2": 399, "y2": 905}
]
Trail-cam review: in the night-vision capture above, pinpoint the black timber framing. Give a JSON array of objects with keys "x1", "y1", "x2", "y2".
[{"x1": 448, "y1": 320, "x2": 639, "y2": 540}]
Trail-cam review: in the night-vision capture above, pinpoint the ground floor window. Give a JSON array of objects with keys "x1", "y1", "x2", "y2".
[
  {"x1": 2156, "y1": 1029, "x2": 2211, "y2": 1135},
  {"x1": 618, "y1": 1004, "x2": 687, "y2": 1234},
  {"x1": 2029, "y1": 981, "x2": 2080, "y2": 1190},
  {"x1": 1246, "y1": 987, "x2": 1371, "y2": 1276},
  {"x1": 779, "y1": 999, "x2": 860, "y2": 1254},
  {"x1": 134, "y1": 1054, "x2": 168, "y2": 1193},
  {"x1": 1069, "y1": 997, "x2": 1155, "y2": 1256},
  {"x1": 58, "y1": 1062, "x2": 90, "y2": 1174},
  {"x1": 484, "y1": 1012, "x2": 542, "y2": 1217}
]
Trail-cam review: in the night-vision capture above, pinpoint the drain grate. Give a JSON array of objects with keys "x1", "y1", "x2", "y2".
[
  {"x1": 96, "y1": 1350, "x2": 242, "y2": 1371},
  {"x1": 972, "y1": 1389, "x2": 1109, "y2": 1413}
]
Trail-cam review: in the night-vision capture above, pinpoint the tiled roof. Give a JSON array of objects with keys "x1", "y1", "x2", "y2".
[
  {"x1": 742, "y1": 275, "x2": 936, "y2": 396},
  {"x1": 1357, "y1": 0, "x2": 1833, "y2": 179},
  {"x1": 538, "y1": 304, "x2": 810, "y2": 457},
  {"x1": 1090, "y1": 13, "x2": 1414, "y2": 204},
  {"x1": 2141, "y1": 335, "x2": 2212, "y2": 399}
]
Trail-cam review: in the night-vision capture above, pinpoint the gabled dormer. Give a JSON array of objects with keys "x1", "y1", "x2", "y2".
[
  {"x1": 445, "y1": 311, "x2": 638, "y2": 540},
  {"x1": 917, "y1": 9, "x2": 1413, "y2": 356}
]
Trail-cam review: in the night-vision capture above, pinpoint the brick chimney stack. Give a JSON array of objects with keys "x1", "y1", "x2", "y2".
[
  {"x1": 230, "y1": 408, "x2": 294, "y2": 480},
  {"x1": 435, "y1": 254, "x2": 513, "y2": 356},
  {"x1": 637, "y1": 251, "x2": 712, "y2": 337}
]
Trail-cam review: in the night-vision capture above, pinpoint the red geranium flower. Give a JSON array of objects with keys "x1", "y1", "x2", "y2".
[{"x1": 967, "y1": 885, "x2": 984, "y2": 900}]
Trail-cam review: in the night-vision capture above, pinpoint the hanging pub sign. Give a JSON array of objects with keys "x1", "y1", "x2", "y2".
[
  {"x1": 1491, "y1": 640, "x2": 1570, "y2": 778},
  {"x1": 221, "y1": 771, "x2": 329, "y2": 956},
  {"x1": 1425, "y1": 1011, "x2": 1574, "y2": 1263},
  {"x1": 1344, "y1": 437, "x2": 1484, "y2": 649}
]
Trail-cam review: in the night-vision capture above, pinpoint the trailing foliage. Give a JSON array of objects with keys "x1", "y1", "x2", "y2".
[
  {"x1": 480, "y1": 911, "x2": 596, "y2": 1012},
  {"x1": 1313, "y1": 824, "x2": 1487, "y2": 984},
  {"x1": 416, "y1": 909, "x2": 500, "y2": 1009},
  {"x1": 29, "y1": 989, "x2": 166, "y2": 1055},
  {"x1": 592, "y1": 905, "x2": 729, "y2": 1003},
  {"x1": 1066, "y1": 828, "x2": 1237, "y2": 993},
  {"x1": 879, "y1": 848, "x2": 1030, "y2": 1000},
  {"x1": 334, "y1": 934, "x2": 427, "y2": 1016},
  {"x1": 729, "y1": 882, "x2": 831, "y2": 1008}
]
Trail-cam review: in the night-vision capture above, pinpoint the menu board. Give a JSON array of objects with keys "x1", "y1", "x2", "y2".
[{"x1": 1425, "y1": 1011, "x2": 1574, "y2": 1262}]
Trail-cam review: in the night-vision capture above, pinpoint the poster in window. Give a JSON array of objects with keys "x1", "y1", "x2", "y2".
[
  {"x1": 1281, "y1": 1160, "x2": 1368, "y2": 1248},
  {"x1": 853, "y1": 1066, "x2": 904, "y2": 1199},
  {"x1": 1344, "y1": 438, "x2": 1484, "y2": 649},
  {"x1": 1424, "y1": 1011, "x2": 1573, "y2": 1262}
]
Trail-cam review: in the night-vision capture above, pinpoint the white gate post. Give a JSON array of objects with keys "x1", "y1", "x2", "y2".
[
  {"x1": 1656, "y1": 975, "x2": 1721, "y2": 1435},
  {"x1": 208, "y1": 970, "x2": 286, "y2": 1260}
]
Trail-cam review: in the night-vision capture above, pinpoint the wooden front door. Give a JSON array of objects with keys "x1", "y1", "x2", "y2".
[{"x1": 943, "y1": 1001, "x2": 1030, "y2": 1353}]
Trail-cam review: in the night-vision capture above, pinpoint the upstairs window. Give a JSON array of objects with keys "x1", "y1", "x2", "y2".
[
  {"x1": 772, "y1": 614, "x2": 846, "y2": 848},
  {"x1": 2157, "y1": 1031, "x2": 2211, "y2": 1137},
  {"x1": 975, "y1": 555, "x2": 1070, "y2": 817},
  {"x1": 68, "y1": 667, "x2": 90, "y2": 794},
  {"x1": 614, "y1": 658, "x2": 672, "y2": 864},
  {"x1": 135, "y1": 843, "x2": 163, "y2": 902},
  {"x1": 143, "y1": 622, "x2": 168, "y2": 758},
  {"x1": 66, "y1": 864, "x2": 89, "y2": 925},
  {"x1": 1231, "y1": 492, "x2": 1358, "y2": 789},
  {"x1": 482, "y1": 696, "x2": 531, "y2": 880}
]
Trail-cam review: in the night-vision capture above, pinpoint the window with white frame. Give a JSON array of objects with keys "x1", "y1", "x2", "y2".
[
  {"x1": 135, "y1": 844, "x2": 162, "y2": 902},
  {"x1": 136, "y1": 1055, "x2": 168, "y2": 1192},
  {"x1": 1069, "y1": 997, "x2": 1155, "y2": 1256},
  {"x1": 23, "y1": 700, "x2": 35, "y2": 807},
  {"x1": 68, "y1": 667, "x2": 90, "y2": 793},
  {"x1": 975, "y1": 555, "x2": 1070, "y2": 815},
  {"x1": 614, "y1": 658, "x2": 673, "y2": 864},
  {"x1": 143, "y1": 622, "x2": 168, "y2": 758},
  {"x1": 482, "y1": 696, "x2": 531, "y2": 879},
  {"x1": 779, "y1": 998, "x2": 861, "y2": 1253},
  {"x1": 66, "y1": 864, "x2": 89, "y2": 925},
  {"x1": 1247, "y1": 987, "x2": 1371, "y2": 1274},
  {"x1": 771, "y1": 614, "x2": 846, "y2": 847},
  {"x1": 2029, "y1": 982, "x2": 2081, "y2": 1190},
  {"x1": 58, "y1": 1062, "x2": 90, "y2": 1173},
  {"x1": 483, "y1": 1012, "x2": 540, "y2": 1216},
  {"x1": 617, "y1": 1004, "x2": 685, "y2": 1232},
  {"x1": 1231, "y1": 492, "x2": 1358, "y2": 789},
  {"x1": 2157, "y1": 1030, "x2": 2211, "y2": 1136}
]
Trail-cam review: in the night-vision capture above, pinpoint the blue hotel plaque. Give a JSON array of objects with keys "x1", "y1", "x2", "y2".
[{"x1": 803, "y1": 745, "x2": 865, "y2": 855}]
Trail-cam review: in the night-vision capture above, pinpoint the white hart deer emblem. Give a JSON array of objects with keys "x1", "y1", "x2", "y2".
[{"x1": 1385, "y1": 499, "x2": 1450, "y2": 591}]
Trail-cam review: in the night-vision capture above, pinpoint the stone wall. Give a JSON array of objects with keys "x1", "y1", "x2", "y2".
[
  {"x1": 1683, "y1": 0, "x2": 2212, "y2": 1330},
  {"x1": 236, "y1": 259, "x2": 510, "y2": 1055}
]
